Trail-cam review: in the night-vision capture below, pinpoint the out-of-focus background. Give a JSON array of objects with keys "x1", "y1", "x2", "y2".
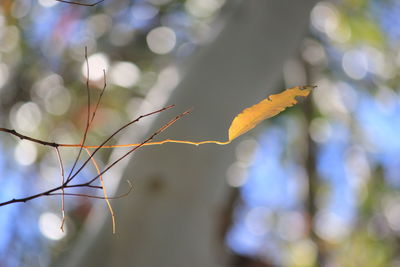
[{"x1": 1, "y1": 0, "x2": 400, "y2": 266}]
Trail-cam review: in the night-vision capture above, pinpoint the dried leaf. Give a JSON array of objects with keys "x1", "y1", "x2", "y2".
[
  {"x1": 228, "y1": 86, "x2": 313, "y2": 141},
  {"x1": 60, "y1": 86, "x2": 313, "y2": 148}
]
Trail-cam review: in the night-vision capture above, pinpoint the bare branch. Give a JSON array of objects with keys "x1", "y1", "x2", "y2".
[
  {"x1": 0, "y1": 184, "x2": 66, "y2": 207},
  {"x1": 0, "y1": 45, "x2": 185, "y2": 230},
  {"x1": 67, "y1": 46, "x2": 92, "y2": 181},
  {"x1": 66, "y1": 104, "x2": 175, "y2": 183},
  {"x1": 0, "y1": 178, "x2": 101, "y2": 206},
  {"x1": 89, "y1": 69, "x2": 107, "y2": 127},
  {"x1": 55, "y1": 0, "x2": 105, "y2": 7},
  {"x1": 0, "y1": 128, "x2": 59, "y2": 147},
  {"x1": 84, "y1": 109, "x2": 191, "y2": 185},
  {"x1": 49, "y1": 180, "x2": 133, "y2": 199},
  {"x1": 0, "y1": 106, "x2": 179, "y2": 207},
  {"x1": 87, "y1": 185, "x2": 103, "y2": 189}
]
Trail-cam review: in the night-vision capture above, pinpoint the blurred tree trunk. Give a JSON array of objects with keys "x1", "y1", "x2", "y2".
[{"x1": 59, "y1": 0, "x2": 316, "y2": 266}]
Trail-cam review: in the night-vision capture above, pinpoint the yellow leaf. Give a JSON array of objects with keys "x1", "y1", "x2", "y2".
[
  {"x1": 228, "y1": 86, "x2": 313, "y2": 141},
  {"x1": 61, "y1": 86, "x2": 313, "y2": 148}
]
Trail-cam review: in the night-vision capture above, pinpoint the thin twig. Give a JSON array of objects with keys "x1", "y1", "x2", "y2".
[
  {"x1": 0, "y1": 64, "x2": 106, "y2": 153},
  {"x1": 84, "y1": 109, "x2": 191, "y2": 186},
  {"x1": 55, "y1": 147, "x2": 66, "y2": 232},
  {"x1": 84, "y1": 147, "x2": 116, "y2": 234},
  {"x1": 0, "y1": 44, "x2": 183, "y2": 212},
  {"x1": 0, "y1": 105, "x2": 174, "y2": 186},
  {"x1": 89, "y1": 70, "x2": 107, "y2": 127},
  {"x1": 0, "y1": 175, "x2": 101, "y2": 207},
  {"x1": 67, "y1": 46, "x2": 92, "y2": 181},
  {"x1": 55, "y1": 0, "x2": 105, "y2": 6},
  {"x1": 49, "y1": 180, "x2": 133, "y2": 199},
  {"x1": 66, "y1": 105, "x2": 175, "y2": 183},
  {"x1": 86, "y1": 185, "x2": 103, "y2": 189},
  {"x1": 61, "y1": 138, "x2": 229, "y2": 148},
  {"x1": 0, "y1": 128, "x2": 59, "y2": 147},
  {"x1": 82, "y1": 69, "x2": 116, "y2": 232},
  {"x1": 0, "y1": 184, "x2": 67, "y2": 207},
  {"x1": 0, "y1": 107, "x2": 181, "y2": 207}
]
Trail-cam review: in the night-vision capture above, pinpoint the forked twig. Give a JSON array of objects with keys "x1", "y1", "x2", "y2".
[
  {"x1": 83, "y1": 108, "x2": 191, "y2": 186},
  {"x1": 66, "y1": 46, "x2": 91, "y2": 182},
  {"x1": 0, "y1": 107, "x2": 187, "y2": 207},
  {"x1": 66, "y1": 105, "x2": 175, "y2": 183},
  {"x1": 49, "y1": 180, "x2": 133, "y2": 199},
  {"x1": 0, "y1": 106, "x2": 174, "y2": 150},
  {"x1": 0, "y1": 47, "x2": 188, "y2": 234}
]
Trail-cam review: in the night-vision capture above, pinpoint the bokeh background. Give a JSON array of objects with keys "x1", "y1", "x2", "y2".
[{"x1": 1, "y1": 0, "x2": 400, "y2": 266}]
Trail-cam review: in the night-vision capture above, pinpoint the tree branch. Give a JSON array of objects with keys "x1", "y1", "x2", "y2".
[
  {"x1": 55, "y1": 0, "x2": 105, "y2": 7},
  {"x1": 0, "y1": 128, "x2": 59, "y2": 147},
  {"x1": 0, "y1": 107, "x2": 185, "y2": 207},
  {"x1": 49, "y1": 180, "x2": 133, "y2": 200},
  {"x1": 65, "y1": 104, "x2": 175, "y2": 183},
  {"x1": 67, "y1": 46, "x2": 92, "y2": 181}
]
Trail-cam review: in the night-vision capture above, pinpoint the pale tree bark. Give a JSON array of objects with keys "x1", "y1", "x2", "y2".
[{"x1": 59, "y1": 0, "x2": 317, "y2": 266}]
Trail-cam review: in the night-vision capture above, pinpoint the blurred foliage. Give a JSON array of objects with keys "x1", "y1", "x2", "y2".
[{"x1": 227, "y1": 0, "x2": 400, "y2": 266}]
